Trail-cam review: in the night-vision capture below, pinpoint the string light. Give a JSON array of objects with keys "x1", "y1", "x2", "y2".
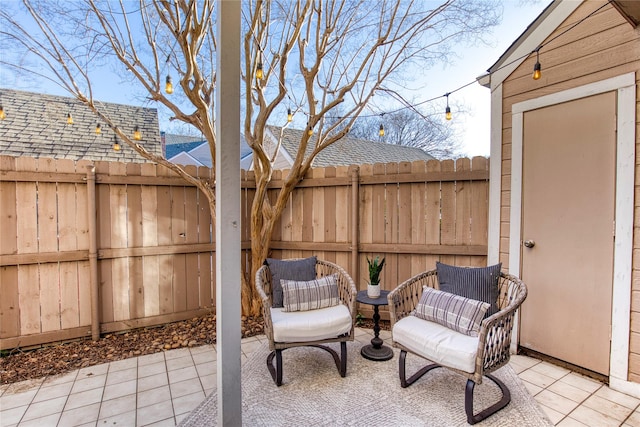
[
  {"x1": 445, "y1": 93, "x2": 452, "y2": 121},
  {"x1": 4, "y1": 1, "x2": 611, "y2": 148},
  {"x1": 256, "y1": 62, "x2": 264, "y2": 80},
  {"x1": 532, "y1": 48, "x2": 542, "y2": 80}
]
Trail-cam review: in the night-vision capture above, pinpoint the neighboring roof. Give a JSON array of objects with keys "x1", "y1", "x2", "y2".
[
  {"x1": 165, "y1": 132, "x2": 253, "y2": 169},
  {"x1": 266, "y1": 125, "x2": 434, "y2": 168},
  {"x1": 0, "y1": 89, "x2": 161, "y2": 163},
  {"x1": 165, "y1": 140, "x2": 205, "y2": 159},
  {"x1": 164, "y1": 125, "x2": 434, "y2": 170},
  {"x1": 168, "y1": 151, "x2": 205, "y2": 167},
  {"x1": 163, "y1": 133, "x2": 204, "y2": 146}
]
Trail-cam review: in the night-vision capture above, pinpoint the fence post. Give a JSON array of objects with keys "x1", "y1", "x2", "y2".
[
  {"x1": 351, "y1": 166, "x2": 360, "y2": 288},
  {"x1": 86, "y1": 165, "x2": 100, "y2": 341}
]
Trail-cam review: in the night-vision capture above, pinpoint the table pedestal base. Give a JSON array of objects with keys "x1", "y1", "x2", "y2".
[{"x1": 360, "y1": 343, "x2": 394, "y2": 361}]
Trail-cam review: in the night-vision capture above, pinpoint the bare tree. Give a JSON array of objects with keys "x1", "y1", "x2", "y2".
[
  {"x1": 347, "y1": 108, "x2": 463, "y2": 159},
  {"x1": 0, "y1": 0, "x2": 499, "y2": 316}
]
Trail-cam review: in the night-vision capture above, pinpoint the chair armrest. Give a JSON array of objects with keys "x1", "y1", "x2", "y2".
[
  {"x1": 387, "y1": 269, "x2": 438, "y2": 328},
  {"x1": 474, "y1": 274, "x2": 528, "y2": 380},
  {"x1": 316, "y1": 259, "x2": 357, "y2": 320},
  {"x1": 255, "y1": 264, "x2": 275, "y2": 345}
]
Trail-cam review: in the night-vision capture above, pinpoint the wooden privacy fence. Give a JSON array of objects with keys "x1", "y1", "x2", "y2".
[
  {"x1": 262, "y1": 157, "x2": 490, "y2": 318},
  {"x1": 0, "y1": 155, "x2": 489, "y2": 349},
  {"x1": 0, "y1": 156, "x2": 218, "y2": 350}
]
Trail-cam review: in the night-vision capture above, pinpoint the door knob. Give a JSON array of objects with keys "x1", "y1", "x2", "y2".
[{"x1": 523, "y1": 240, "x2": 535, "y2": 248}]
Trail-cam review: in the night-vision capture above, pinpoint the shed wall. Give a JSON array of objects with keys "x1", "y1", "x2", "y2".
[{"x1": 497, "y1": 1, "x2": 640, "y2": 380}]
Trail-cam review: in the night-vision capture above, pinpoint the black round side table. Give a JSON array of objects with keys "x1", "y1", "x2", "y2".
[{"x1": 356, "y1": 290, "x2": 394, "y2": 361}]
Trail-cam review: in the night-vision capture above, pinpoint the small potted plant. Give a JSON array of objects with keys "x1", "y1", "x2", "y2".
[{"x1": 366, "y1": 256, "x2": 385, "y2": 298}]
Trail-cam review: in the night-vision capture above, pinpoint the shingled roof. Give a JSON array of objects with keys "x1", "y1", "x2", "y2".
[
  {"x1": 0, "y1": 89, "x2": 162, "y2": 163},
  {"x1": 266, "y1": 125, "x2": 434, "y2": 167}
]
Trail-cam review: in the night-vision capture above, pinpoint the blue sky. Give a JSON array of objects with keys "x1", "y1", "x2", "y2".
[
  {"x1": 3, "y1": 0, "x2": 551, "y2": 158},
  {"x1": 439, "y1": 0, "x2": 551, "y2": 157}
]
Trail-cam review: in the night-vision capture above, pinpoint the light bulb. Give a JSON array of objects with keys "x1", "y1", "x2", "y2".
[
  {"x1": 133, "y1": 126, "x2": 142, "y2": 141},
  {"x1": 379, "y1": 124, "x2": 385, "y2": 137},
  {"x1": 533, "y1": 62, "x2": 541, "y2": 80},
  {"x1": 445, "y1": 106, "x2": 452, "y2": 121},
  {"x1": 67, "y1": 113, "x2": 74, "y2": 125},
  {"x1": 165, "y1": 75, "x2": 173, "y2": 94},
  {"x1": 0, "y1": 105, "x2": 5, "y2": 120},
  {"x1": 287, "y1": 109, "x2": 293, "y2": 123},
  {"x1": 256, "y1": 63, "x2": 263, "y2": 80},
  {"x1": 307, "y1": 127, "x2": 313, "y2": 136},
  {"x1": 95, "y1": 123, "x2": 101, "y2": 134},
  {"x1": 113, "y1": 136, "x2": 121, "y2": 151}
]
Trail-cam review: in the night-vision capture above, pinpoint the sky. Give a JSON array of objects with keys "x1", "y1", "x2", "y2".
[
  {"x1": 434, "y1": 0, "x2": 552, "y2": 157},
  {"x1": 3, "y1": 0, "x2": 552, "y2": 159}
]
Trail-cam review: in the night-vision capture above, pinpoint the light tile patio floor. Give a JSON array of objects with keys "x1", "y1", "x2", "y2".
[{"x1": 1, "y1": 327, "x2": 639, "y2": 426}]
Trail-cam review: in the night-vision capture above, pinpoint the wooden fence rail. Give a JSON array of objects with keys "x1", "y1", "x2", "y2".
[{"x1": 0, "y1": 155, "x2": 488, "y2": 349}]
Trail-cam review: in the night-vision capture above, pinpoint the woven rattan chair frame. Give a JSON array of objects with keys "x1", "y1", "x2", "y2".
[
  {"x1": 387, "y1": 269, "x2": 527, "y2": 424},
  {"x1": 255, "y1": 258, "x2": 357, "y2": 386}
]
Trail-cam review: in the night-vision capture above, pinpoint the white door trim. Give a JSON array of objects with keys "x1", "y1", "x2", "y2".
[
  {"x1": 487, "y1": 84, "x2": 503, "y2": 266},
  {"x1": 510, "y1": 72, "x2": 637, "y2": 396}
]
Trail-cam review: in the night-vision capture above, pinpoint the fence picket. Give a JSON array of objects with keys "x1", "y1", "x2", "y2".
[
  {"x1": 0, "y1": 156, "x2": 489, "y2": 349},
  {"x1": 0, "y1": 156, "x2": 19, "y2": 338},
  {"x1": 57, "y1": 159, "x2": 81, "y2": 329},
  {"x1": 397, "y1": 161, "x2": 413, "y2": 285}
]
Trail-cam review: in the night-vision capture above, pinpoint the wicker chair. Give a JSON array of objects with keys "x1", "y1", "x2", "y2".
[
  {"x1": 388, "y1": 269, "x2": 527, "y2": 425},
  {"x1": 255, "y1": 259, "x2": 357, "y2": 386}
]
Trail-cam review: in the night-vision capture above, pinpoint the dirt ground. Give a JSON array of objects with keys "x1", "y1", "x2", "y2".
[{"x1": 0, "y1": 315, "x2": 385, "y2": 385}]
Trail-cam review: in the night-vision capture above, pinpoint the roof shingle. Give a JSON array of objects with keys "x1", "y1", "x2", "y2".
[
  {"x1": 0, "y1": 89, "x2": 162, "y2": 163},
  {"x1": 266, "y1": 125, "x2": 434, "y2": 167}
]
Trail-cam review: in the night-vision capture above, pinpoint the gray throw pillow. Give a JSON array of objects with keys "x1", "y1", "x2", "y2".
[
  {"x1": 414, "y1": 286, "x2": 490, "y2": 336},
  {"x1": 267, "y1": 256, "x2": 317, "y2": 308},
  {"x1": 436, "y1": 262, "x2": 501, "y2": 317}
]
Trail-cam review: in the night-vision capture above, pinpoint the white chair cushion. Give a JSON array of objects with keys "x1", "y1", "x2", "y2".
[
  {"x1": 271, "y1": 304, "x2": 352, "y2": 343},
  {"x1": 392, "y1": 315, "x2": 479, "y2": 373}
]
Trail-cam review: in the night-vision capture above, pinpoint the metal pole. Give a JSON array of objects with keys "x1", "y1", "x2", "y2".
[{"x1": 216, "y1": 0, "x2": 242, "y2": 424}]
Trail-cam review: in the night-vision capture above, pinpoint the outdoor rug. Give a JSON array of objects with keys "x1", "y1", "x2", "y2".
[{"x1": 180, "y1": 342, "x2": 553, "y2": 426}]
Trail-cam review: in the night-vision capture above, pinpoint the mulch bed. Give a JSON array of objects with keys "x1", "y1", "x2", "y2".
[{"x1": 0, "y1": 314, "x2": 387, "y2": 385}]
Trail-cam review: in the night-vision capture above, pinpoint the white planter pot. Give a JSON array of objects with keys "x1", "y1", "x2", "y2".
[{"x1": 367, "y1": 284, "x2": 381, "y2": 298}]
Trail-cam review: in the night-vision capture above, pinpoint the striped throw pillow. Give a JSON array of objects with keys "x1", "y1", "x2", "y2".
[
  {"x1": 436, "y1": 262, "x2": 501, "y2": 317},
  {"x1": 281, "y1": 274, "x2": 340, "y2": 312},
  {"x1": 414, "y1": 286, "x2": 490, "y2": 336}
]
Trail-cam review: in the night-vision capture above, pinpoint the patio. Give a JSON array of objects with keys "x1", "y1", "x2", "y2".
[{"x1": 1, "y1": 327, "x2": 638, "y2": 427}]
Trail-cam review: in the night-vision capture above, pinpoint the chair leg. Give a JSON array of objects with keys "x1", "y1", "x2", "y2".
[
  {"x1": 266, "y1": 349, "x2": 284, "y2": 386},
  {"x1": 267, "y1": 344, "x2": 348, "y2": 386},
  {"x1": 465, "y1": 374, "x2": 511, "y2": 425},
  {"x1": 340, "y1": 341, "x2": 347, "y2": 377},
  {"x1": 399, "y1": 350, "x2": 440, "y2": 388},
  {"x1": 309, "y1": 344, "x2": 347, "y2": 378}
]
